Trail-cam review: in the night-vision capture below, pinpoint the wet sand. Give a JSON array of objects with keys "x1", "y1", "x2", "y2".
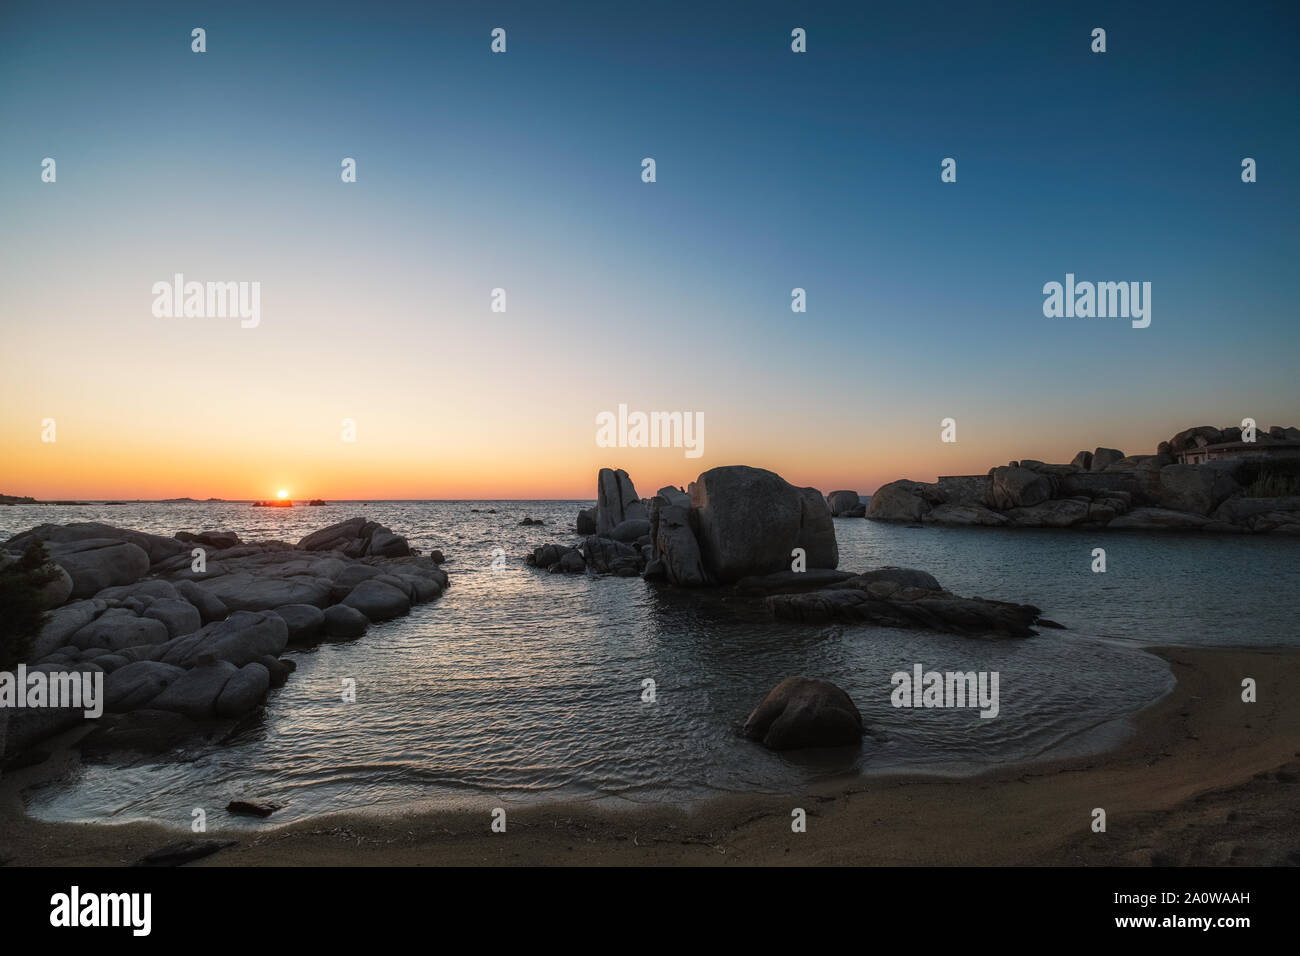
[{"x1": 2, "y1": 646, "x2": 1297, "y2": 866}]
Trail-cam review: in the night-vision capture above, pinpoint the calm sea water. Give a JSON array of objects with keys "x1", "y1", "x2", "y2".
[{"x1": 3, "y1": 500, "x2": 1296, "y2": 826}]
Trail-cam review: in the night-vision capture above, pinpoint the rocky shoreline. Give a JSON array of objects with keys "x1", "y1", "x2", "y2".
[
  {"x1": 867, "y1": 423, "x2": 1300, "y2": 533},
  {"x1": 0, "y1": 517, "x2": 448, "y2": 762}
]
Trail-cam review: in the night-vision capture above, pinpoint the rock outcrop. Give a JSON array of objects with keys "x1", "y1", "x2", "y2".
[
  {"x1": 595, "y1": 468, "x2": 646, "y2": 536},
  {"x1": 868, "y1": 423, "x2": 1300, "y2": 533},
  {"x1": 865, "y1": 479, "x2": 942, "y2": 522},
  {"x1": 296, "y1": 517, "x2": 411, "y2": 558},
  {"x1": 535, "y1": 466, "x2": 839, "y2": 586},
  {"x1": 0, "y1": 517, "x2": 449, "y2": 757},
  {"x1": 766, "y1": 567, "x2": 1045, "y2": 637}
]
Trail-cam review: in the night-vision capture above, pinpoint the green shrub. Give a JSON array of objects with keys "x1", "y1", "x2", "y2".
[
  {"x1": 0, "y1": 543, "x2": 61, "y2": 670},
  {"x1": 1246, "y1": 472, "x2": 1300, "y2": 498}
]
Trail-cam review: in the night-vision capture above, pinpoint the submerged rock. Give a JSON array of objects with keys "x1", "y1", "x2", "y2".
[{"x1": 767, "y1": 568, "x2": 1043, "y2": 638}]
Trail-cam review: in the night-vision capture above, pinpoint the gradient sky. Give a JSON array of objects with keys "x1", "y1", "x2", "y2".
[{"x1": 2, "y1": 0, "x2": 1297, "y2": 499}]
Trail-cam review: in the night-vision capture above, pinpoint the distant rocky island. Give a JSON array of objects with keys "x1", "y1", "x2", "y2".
[{"x1": 865, "y1": 424, "x2": 1300, "y2": 534}]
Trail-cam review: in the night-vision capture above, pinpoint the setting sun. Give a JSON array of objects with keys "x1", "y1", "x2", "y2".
[{"x1": 277, "y1": 489, "x2": 288, "y2": 499}]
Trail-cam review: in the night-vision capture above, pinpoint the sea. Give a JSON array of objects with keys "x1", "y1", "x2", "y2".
[{"x1": 1, "y1": 500, "x2": 1295, "y2": 827}]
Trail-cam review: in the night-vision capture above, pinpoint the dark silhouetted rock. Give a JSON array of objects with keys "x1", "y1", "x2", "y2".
[
  {"x1": 827, "y1": 490, "x2": 866, "y2": 517},
  {"x1": 744, "y1": 677, "x2": 863, "y2": 751},
  {"x1": 341, "y1": 579, "x2": 410, "y2": 621},
  {"x1": 273, "y1": 603, "x2": 325, "y2": 643},
  {"x1": 322, "y1": 603, "x2": 369, "y2": 639},
  {"x1": 691, "y1": 466, "x2": 837, "y2": 583}
]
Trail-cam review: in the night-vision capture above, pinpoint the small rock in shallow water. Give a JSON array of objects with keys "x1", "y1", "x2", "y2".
[
  {"x1": 744, "y1": 677, "x2": 863, "y2": 751},
  {"x1": 226, "y1": 799, "x2": 283, "y2": 818}
]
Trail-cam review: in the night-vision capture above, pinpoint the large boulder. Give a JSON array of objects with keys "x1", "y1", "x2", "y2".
[
  {"x1": 1090, "y1": 448, "x2": 1125, "y2": 471},
  {"x1": 155, "y1": 610, "x2": 289, "y2": 668},
  {"x1": 650, "y1": 504, "x2": 709, "y2": 586},
  {"x1": 341, "y1": 579, "x2": 411, "y2": 622},
  {"x1": 273, "y1": 604, "x2": 326, "y2": 643},
  {"x1": 690, "y1": 466, "x2": 838, "y2": 583},
  {"x1": 1156, "y1": 463, "x2": 1241, "y2": 515},
  {"x1": 596, "y1": 468, "x2": 646, "y2": 535},
  {"x1": 142, "y1": 598, "x2": 203, "y2": 638},
  {"x1": 322, "y1": 603, "x2": 369, "y2": 639},
  {"x1": 865, "y1": 480, "x2": 937, "y2": 522},
  {"x1": 103, "y1": 660, "x2": 187, "y2": 712},
  {"x1": 4, "y1": 523, "x2": 188, "y2": 565},
  {"x1": 69, "y1": 608, "x2": 169, "y2": 651},
  {"x1": 214, "y1": 662, "x2": 272, "y2": 718},
  {"x1": 655, "y1": 486, "x2": 691, "y2": 508},
  {"x1": 46, "y1": 540, "x2": 151, "y2": 599},
  {"x1": 29, "y1": 600, "x2": 108, "y2": 660},
  {"x1": 1070, "y1": 450, "x2": 1093, "y2": 470},
  {"x1": 985, "y1": 466, "x2": 1052, "y2": 510},
  {"x1": 173, "y1": 579, "x2": 229, "y2": 623},
  {"x1": 297, "y1": 517, "x2": 368, "y2": 552},
  {"x1": 148, "y1": 660, "x2": 238, "y2": 719},
  {"x1": 295, "y1": 517, "x2": 408, "y2": 559},
  {"x1": 826, "y1": 491, "x2": 865, "y2": 518},
  {"x1": 529, "y1": 543, "x2": 580, "y2": 570},
  {"x1": 743, "y1": 677, "x2": 863, "y2": 751},
  {"x1": 366, "y1": 529, "x2": 410, "y2": 558},
  {"x1": 582, "y1": 536, "x2": 641, "y2": 576},
  {"x1": 175, "y1": 531, "x2": 241, "y2": 550},
  {"x1": 795, "y1": 487, "x2": 838, "y2": 570},
  {"x1": 191, "y1": 571, "x2": 334, "y2": 612},
  {"x1": 575, "y1": 507, "x2": 598, "y2": 535},
  {"x1": 1003, "y1": 499, "x2": 1091, "y2": 528},
  {"x1": 1168, "y1": 426, "x2": 1223, "y2": 452},
  {"x1": 608, "y1": 518, "x2": 651, "y2": 543}
]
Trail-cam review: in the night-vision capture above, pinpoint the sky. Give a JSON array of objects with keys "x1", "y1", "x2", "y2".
[{"x1": 1, "y1": 0, "x2": 1297, "y2": 499}]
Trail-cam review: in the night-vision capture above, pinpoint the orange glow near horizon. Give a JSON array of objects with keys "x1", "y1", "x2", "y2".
[
  {"x1": 4, "y1": 389, "x2": 1294, "y2": 501},
  {"x1": 0, "y1": 428, "x2": 1187, "y2": 501}
]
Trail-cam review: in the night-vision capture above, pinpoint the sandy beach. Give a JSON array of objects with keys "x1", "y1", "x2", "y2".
[{"x1": 2, "y1": 645, "x2": 1295, "y2": 867}]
